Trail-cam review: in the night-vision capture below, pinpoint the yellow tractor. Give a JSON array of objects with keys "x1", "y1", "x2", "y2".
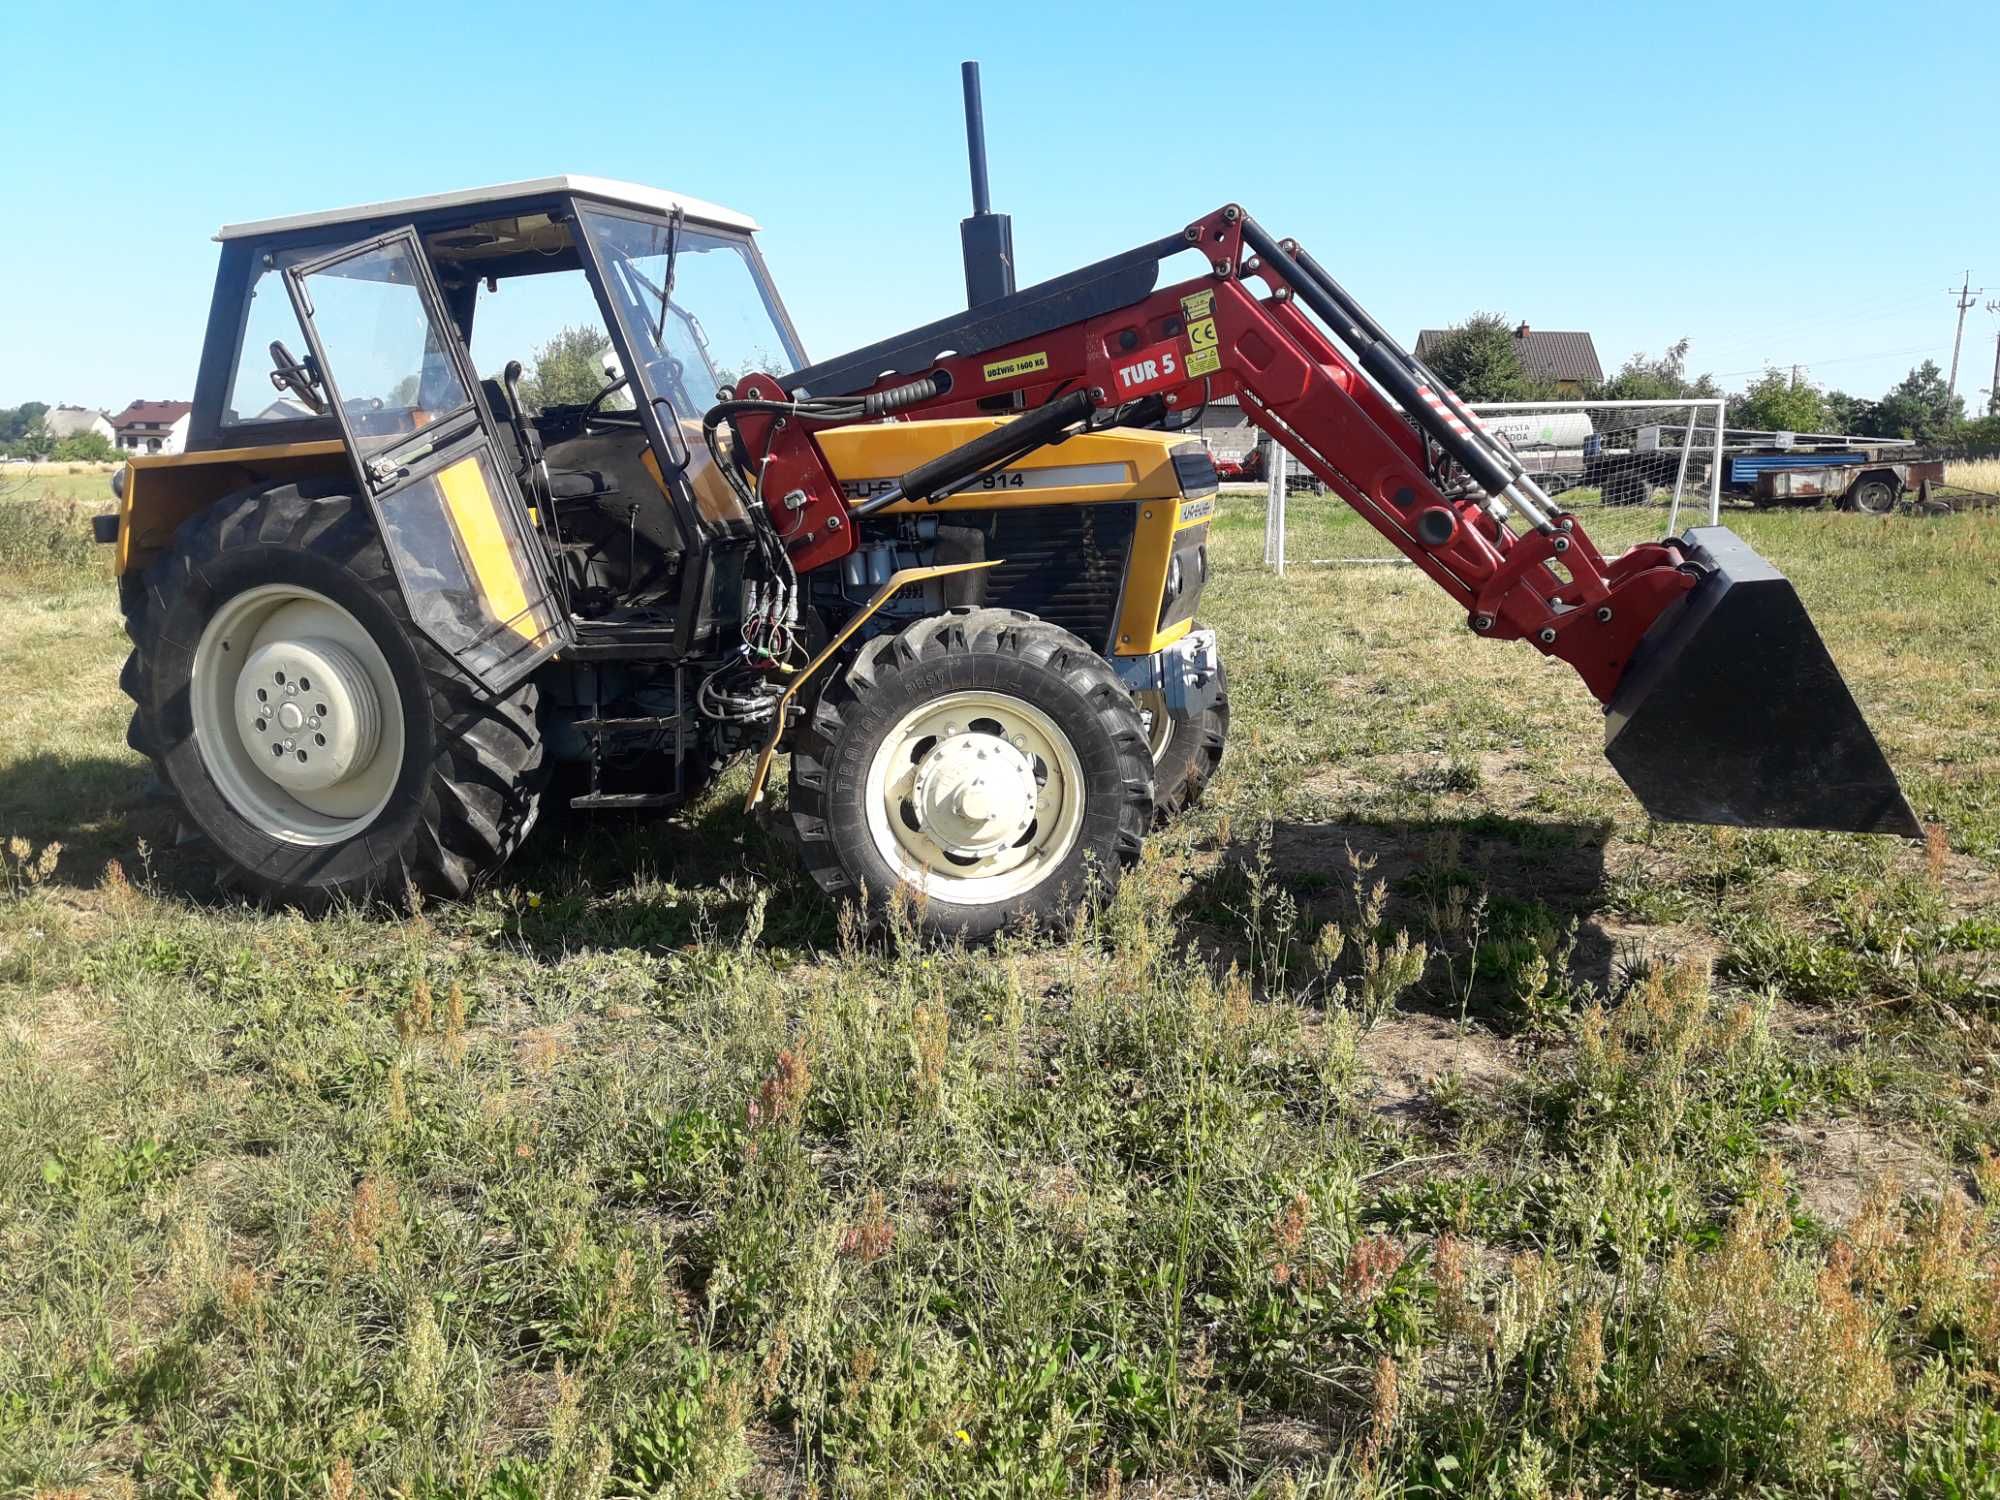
[{"x1": 103, "y1": 153, "x2": 1912, "y2": 938}]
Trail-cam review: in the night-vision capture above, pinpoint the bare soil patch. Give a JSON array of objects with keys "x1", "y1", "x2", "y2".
[
  {"x1": 1358, "y1": 1010, "x2": 1520, "y2": 1121},
  {"x1": 1772, "y1": 1118, "x2": 1950, "y2": 1225}
]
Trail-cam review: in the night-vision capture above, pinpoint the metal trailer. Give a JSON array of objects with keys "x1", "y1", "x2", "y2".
[
  {"x1": 1755, "y1": 458, "x2": 1946, "y2": 513},
  {"x1": 1583, "y1": 430, "x2": 1923, "y2": 509}
]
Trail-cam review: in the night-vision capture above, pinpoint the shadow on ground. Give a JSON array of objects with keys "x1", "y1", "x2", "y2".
[
  {"x1": 1177, "y1": 810, "x2": 1634, "y2": 1016},
  {"x1": 500, "y1": 775, "x2": 839, "y2": 954},
  {"x1": 0, "y1": 743, "x2": 826, "y2": 944},
  {"x1": 0, "y1": 751, "x2": 174, "y2": 889}
]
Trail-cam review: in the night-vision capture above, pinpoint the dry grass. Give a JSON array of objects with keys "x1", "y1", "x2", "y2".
[
  {"x1": 1948, "y1": 456, "x2": 2000, "y2": 493},
  {"x1": 0, "y1": 490, "x2": 1996, "y2": 1495}
]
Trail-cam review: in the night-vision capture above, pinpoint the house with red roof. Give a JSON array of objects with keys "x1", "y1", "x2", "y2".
[{"x1": 110, "y1": 399, "x2": 193, "y2": 455}]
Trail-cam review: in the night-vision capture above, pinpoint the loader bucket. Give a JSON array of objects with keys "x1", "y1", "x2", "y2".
[{"x1": 1604, "y1": 526, "x2": 1921, "y2": 838}]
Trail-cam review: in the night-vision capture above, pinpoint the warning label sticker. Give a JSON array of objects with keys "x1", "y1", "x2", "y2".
[
  {"x1": 1180, "y1": 292, "x2": 1221, "y2": 378},
  {"x1": 982, "y1": 350, "x2": 1050, "y2": 383}
]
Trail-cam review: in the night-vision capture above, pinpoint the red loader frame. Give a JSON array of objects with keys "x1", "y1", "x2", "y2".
[{"x1": 728, "y1": 206, "x2": 1692, "y2": 704}]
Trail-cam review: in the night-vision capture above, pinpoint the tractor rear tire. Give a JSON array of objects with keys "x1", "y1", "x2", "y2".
[
  {"x1": 789, "y1": 607, "x2": 1153, "y2": 940},
  {"x1": 1139, "y1": 657, "x2": 1229, "y2": 825},
  {"x1": 120, "y1": 481, "x2": 546, "y2": 907}
]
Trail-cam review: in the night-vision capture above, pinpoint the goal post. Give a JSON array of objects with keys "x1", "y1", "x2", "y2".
[
  {"x1": 1470, "y1": 398, "x2": 1726, "y2": 529},
  {"x1": 1242, "y1": 396, "x2": 1726, "y2": 573}
]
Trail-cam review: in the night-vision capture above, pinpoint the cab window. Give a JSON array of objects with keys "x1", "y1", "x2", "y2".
[{"x1": 223, "y1": 254, "x2": 321, "y2": 426}]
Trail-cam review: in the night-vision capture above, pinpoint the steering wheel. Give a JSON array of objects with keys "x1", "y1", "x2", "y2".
[{"x1": 582, "y1": 374, "x2": 636, "y2": 431}]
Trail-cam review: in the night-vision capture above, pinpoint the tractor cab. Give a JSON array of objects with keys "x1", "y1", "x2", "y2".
[{"x1": 188, "y1": 177, "x2": 807, "y2": 687}]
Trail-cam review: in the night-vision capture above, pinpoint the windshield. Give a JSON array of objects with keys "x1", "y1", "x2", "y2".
[{"x1": 577, "y1": 205, "x2": 803, "y2": 418}]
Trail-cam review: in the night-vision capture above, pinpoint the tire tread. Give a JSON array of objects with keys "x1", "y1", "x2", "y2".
[{"x1": 117, "y1": 482, "x2": 546, "y2": 906}]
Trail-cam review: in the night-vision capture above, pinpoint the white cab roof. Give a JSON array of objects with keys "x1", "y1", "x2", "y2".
[{"x1": 215, "y1": 175, "x2": 758, "y2": 241}]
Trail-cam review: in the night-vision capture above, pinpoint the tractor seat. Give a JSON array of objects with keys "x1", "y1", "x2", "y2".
[
  {"x1": 480, "y1": 378, "x2": 621, "y2": 503},
  {"x1": 546, "y1": 467, "x2": 620, "y2": 501}
]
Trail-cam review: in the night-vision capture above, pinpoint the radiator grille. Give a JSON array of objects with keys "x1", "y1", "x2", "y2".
[{"x1": 959, "y1": 504, "x2": 1135, "y2": 654}]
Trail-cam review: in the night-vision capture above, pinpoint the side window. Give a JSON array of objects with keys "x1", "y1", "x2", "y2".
[{"x1": 224, "y1": 259, "x2": 315, "y2": 425}]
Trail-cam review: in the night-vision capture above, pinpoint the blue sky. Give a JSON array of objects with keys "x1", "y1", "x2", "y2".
[{"x1": 3, "y1": 0, "x2": 1995, "y2": 413}]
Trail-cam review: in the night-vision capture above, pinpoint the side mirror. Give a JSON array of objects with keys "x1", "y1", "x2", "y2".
[{"x1": 267, "y1": 340, "x2": 328, "y2": 415}]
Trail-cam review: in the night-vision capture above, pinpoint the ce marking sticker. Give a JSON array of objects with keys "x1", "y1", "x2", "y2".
[{"x1": 1180, "y1": 289, "x2": 1221, "y2": 377}]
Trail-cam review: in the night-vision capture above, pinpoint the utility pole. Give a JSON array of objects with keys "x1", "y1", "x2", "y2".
[
  {"x1": 1945, "y1": 271, "x2": 1984, "y2": 404},
  {"x1": 1987, "y1": 299, "x2": 2000, "y2": 417}
]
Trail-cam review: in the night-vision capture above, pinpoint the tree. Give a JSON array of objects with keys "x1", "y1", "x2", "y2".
[
  {"x1": 0, "y1": 402, "x2": 49, "y2": 444},
  {"x1": 1728, "y1": 368, "x2": 1826, "y2": 434},
  {"x1": 52, "y1": 430, "x2": 119, "y2": 463},
  {"x1": 513, "y1": 325, "x2": 624, "y2": 412},
  {"x1": 4, "y1": 421, "x2": 53, "y2": 460},
  {"x1": 1599, "y1": 338, "x2": 1718, "y2": 402},
  {"x1": 1953, "y1": 413, "x2": 2000, "y2": 454},
  {"x1": 1420, "y1": 314, "x2": 1551, "y2": 402},
  {"x1": 1870, "y1": 360, "x2": 1963, "y2": 445},
  {"x1": 1821, "y1": 389, "x2": 1875, "y2": 436}
]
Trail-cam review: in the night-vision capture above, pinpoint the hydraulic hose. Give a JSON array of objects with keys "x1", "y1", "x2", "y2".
[{"x1": 892, "y1": 388, "x2": 1096, "y2": 504}]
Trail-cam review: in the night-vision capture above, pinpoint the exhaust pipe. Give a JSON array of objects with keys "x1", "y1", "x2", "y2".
[
  {"x1": 957, "y1": 62, "x2": 1015, "y2": 309},
  {"x1": 1605, "y1": 526, "x2": 1921, "y2": 838}
]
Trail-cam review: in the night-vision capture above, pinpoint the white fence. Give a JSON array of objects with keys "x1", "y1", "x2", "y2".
[
  {"x1": 1256, "y1": 397, "x2": 1726, "y2": 571},
  {"x1": 1470, "y1": 398, "x2": 1725, "y2": 532}
]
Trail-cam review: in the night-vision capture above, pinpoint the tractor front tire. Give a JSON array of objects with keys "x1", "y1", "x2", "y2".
[
  {"x1": 121, "y1": 481, "x2": 546, "y2": 907},
  {"x1": 789, "y1": 608, "x2": 1153, "y2": 940}
]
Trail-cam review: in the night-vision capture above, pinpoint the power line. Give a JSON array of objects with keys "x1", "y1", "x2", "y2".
[
  {"x1": 1700, "y1": 292, "x2": 1932, "y2": 349},
  {"x1": 1709, "y1": 343, "x2": 1943, "y2": 381},
  {"x1": 1692, "y1": 301, "x2": 1939, "y2": 367}
]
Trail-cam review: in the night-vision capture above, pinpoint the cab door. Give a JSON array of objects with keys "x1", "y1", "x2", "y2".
[{"x1": 283, "y1": 228, "x2": 570, "y2": 693}]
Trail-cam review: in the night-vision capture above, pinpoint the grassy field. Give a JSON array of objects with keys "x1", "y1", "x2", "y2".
[{"x1": 1, "y1": 468, "x2": 1997, "y2": 1497}]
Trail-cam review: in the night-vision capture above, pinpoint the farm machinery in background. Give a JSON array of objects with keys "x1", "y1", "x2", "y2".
[
  {"x1": 1597, "y1": 430, "x2": 1941, "y2": 513},
  {"x1": 1478, "y1": 411, "x2": 1944, "y2": 513},
  {"x1": 1210, "y1": 443, "x2": 1325, "y2": 495},
  {"x1": 97, "y1": 64, "x2": 1920, "y2": 939}
]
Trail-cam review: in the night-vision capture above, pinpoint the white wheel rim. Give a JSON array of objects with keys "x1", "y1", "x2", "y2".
[
  {"x1": 863, "y1": 689, "x2": 1088, "y2": 906},
  {"x1": 191, "y1": 584, "x2": 406, "y2": 846},
  {"x1": 1133, "y1": 689, "x2": 1173, "y2": 763}
]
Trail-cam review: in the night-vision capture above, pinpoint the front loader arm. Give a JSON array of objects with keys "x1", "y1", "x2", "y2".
[
  {"x1": 717, "y1": 206, "x2": 1919, "y2": 837},
  {"x1": 729, "y1": 206, "x2": 1689, "y2": 702}
]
